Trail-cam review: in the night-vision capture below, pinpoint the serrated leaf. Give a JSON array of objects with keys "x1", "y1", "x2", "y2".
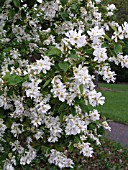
[
  {"x1": 58, "y1": 62, "x2": 69, "y2": 72},
  {"x1": 114, "y1": 43, "x2": 122, "y2": 55},
  {"x1": 13, "y1": 0, "x2": 20, "y2": 8},
  {"x1": 46, "y1": 48, "x2": 62, "y2": 56}
]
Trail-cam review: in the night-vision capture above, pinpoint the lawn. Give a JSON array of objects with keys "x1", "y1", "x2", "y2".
[{"x1": 97, "y1": 83, "x2": 128, "y2": 124}]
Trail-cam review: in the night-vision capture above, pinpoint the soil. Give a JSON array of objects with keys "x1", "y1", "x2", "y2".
[{"x1": 105, "y1": 121, "x2": 128, "y2": 148}]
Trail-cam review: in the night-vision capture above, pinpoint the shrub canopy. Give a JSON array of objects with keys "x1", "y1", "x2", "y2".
[{"x1": 0, "y1": 0, "x2": 128, "y2": 169}]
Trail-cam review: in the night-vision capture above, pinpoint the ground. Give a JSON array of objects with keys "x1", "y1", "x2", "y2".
[{"x1": 106, "y1": 121, "x2": 128, "y2": 148}]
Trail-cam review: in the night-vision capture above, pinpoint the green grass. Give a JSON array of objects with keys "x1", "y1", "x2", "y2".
[{"x1": 98, "y1": 83, "x2": 128, "y2": 124}]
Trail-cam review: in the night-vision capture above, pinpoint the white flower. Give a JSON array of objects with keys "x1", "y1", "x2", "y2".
[
  {"x1": 80, "y1": 143, "x2": 93, "y2": 157},
  {"x1": 93, "y1": 47, "x2": 108, "y2": 63},
  {"x1": 65, "y1": 29, "x2": 87, "y2": 48},
  {"x1": 65, "y1": 114, "x2": 87, "y2": 135},
  {"x1": 89, "y1": 109, "x2": 100, "y2": 121},
  {"x1": 107, "y1": 4, "x2": 116, "y2": 11},
  {"x1": 102, "y1": 121, "x2": 111, "y2": 131},
  {"x1": 3, "y1": 163, "x2": 15, "y2": 170},
  {"x1": 99, "y1": 65, "x2": 116, "y2": 83},
  {"x1": 20, "y1": 157, "x2": 26, "y2": 165},
  {"x1": 36, "y1": 56, "x2": 54, "y2": 74},
  {"x1": 10, "y1": 48, "x2": 20, "y2": 59},
  {"x1": 31, "y1": 115, "x2": 42, "y2": 127},
  {"x1": 95, "y1": 0, "x2": 102, "y2": 4},
  {"x1": 34, "y1": 130, "x2": 43, "y2": 140},
  {"x1": 44, "y1": 115, "x2": 62, "y2": 142},
  {"x1": 87, "y1": 26, "x2": 105, "y2": 44},
  {"x1": 37, "y1": 0, "x2": 42, "y2": 3},
  {"x1": 20, "y1": 145, "x2": 36, "y2": 165},
  {"x1": 88, "y1": 90, "x2": 105, "y2": 107},
  {"x1": 48, "y1": 149, "x2": 74, "y2": 169},
  {"x1": 73, "y1": 65, "x2": 94, "y2": 86},
  {"x1": 11, "y1": 123, "x2": 24, "y2": 137},
  {"x1": 0, "y1": 119, "x2": 7, "y2": 138},
  {"x1": 10, "y1": 140, "x2": 24, "y2": 154},
  {"x1": 51, "y1": 75, "x2": 68, "y2": 102},
  {"x1": 122, "y1": 22, "x2": 128, "y2": 38}
]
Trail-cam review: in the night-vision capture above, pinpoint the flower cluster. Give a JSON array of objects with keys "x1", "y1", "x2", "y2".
[
  {"x1": 48, "y1": 149, "x2": 74, "y2": 169},
  {"x1": 0, "y1": 0, "x2": 128, "y2": 169}
]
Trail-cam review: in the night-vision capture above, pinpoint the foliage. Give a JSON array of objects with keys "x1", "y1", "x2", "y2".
[
  {"x1": 109, "y1": 0, "x2": 128, "y2": 24},
  {"x1": 84, "y1": 138, "x2": 128, "y2": 169},
  {"x1": 0, "y1": 0, "x2": 128, "y2": 169},
  {"x1": 103, "y1": 0, "x2": 128, "y2": 82},
  {"x1": 29, "y1": 138, "x2": 128, "y2": 170}
]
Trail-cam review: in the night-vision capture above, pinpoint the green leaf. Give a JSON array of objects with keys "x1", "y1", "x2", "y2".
[
  {"x1": 111, "y1": 25, "x2": 118, "y2": 32},
  {"x1": 43, "y1": 79, "x2": 51, "y2": 88},
  {"x1": 46, "y1": 48, "x2": 62, "y2": 56},
  {"x1": 60, "y1": 11, "x2": 69, "y2": 21},
  {"x1": 58, "y1": 102, "x2": 68, "y2": 113},
  {"x1": 74, "y1": 135, "x2": 80, "y2": 143},
  {"x1": 68, "y1": 54, "x2": 79, "y2": 59},
  {"x1": 88, "y1": 123, "x2": 97, "y2": 130},
  {"x1": 104, "y1": 34, "x2": 111, "y2": 42},
  {"x1": 58, "y1": 62, "x2": 69, "y2": 72},
  {"x1": 60, "y1": 0, "x2": 68, "y2": 6},
  {"x1": 97, "y1": 126, "x2": 104, "y2": 135},
  {"x1": 13, "y1": 0, "x2": 20, "y2": 8},
  {"x1": 23, "y1": 75, "x2": 29, "y2": 82},
  {"x1": 59, "y1": 112, "x2": 64, "y2": 123},
  {"x1": 85, "y1": 48, "x2": 94, "y2": 55},
  {"x1": 114, "y1": 43, "x2": 122, "y2": 55},
  {"x1": 71, "y1": 4, "x2": 78, "y2": 11},
  {"x1": 69, "y1": 143, "x2": 74, "y2": 152},
  {"x1": 79, "y1": 84, "x2": 83, "y2": 94},
  {"x1": 7, "y1": 88, "x2": 13, "y2": 96},
  {"x1": 75, "y1": 98, "x2": 89, "y2": 113},
  {"x1": 3, "y1": 73, "x2": 23, "y2": 86},
  {"x1": 102, "y1": 43, "x2": 109, "y2": 48},
  {"x1": 0, "y1": 91, "x2": 4, "y2": 95},
  {"x1": 0, "y1": 108, "x2": 6, "y2": 118},
  {"x1": 71, "y1": 107, "x2": 77, "y2": 116}
]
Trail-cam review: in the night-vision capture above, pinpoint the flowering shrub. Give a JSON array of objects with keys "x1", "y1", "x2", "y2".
[{"x1": 0, "y1": 0, "x2": 128, "y2": 169}]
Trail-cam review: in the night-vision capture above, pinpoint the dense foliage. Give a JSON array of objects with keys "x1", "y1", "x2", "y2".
[
  {"x1": 0, "y1": 0, "x2": 128, "y2": 169},
  {"x1": 103, "y1": 0, "x2": 128, "y2": 82},
  {"x1": 110, "y1": 0, "x2": 128, "y2": 24}
]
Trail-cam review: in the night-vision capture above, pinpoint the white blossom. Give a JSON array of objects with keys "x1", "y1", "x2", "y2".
[
  {"x1": 65, "y1": 29, "x2": 87, "y2": 48},
  {"x1": 48, "y1": 149, "x2": 74, "y2": 169}
]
